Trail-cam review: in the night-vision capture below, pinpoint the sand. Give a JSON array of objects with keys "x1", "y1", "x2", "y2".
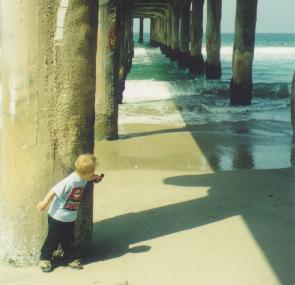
[{"x1": 0, "y1": 122, "x2": 294, "y2": 285}]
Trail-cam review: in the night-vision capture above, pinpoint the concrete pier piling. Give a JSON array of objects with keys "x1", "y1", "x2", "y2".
[
  {"x1": 178, "y1": 0, "x2": 191, "y2": 69},
  {"x1": 230, "y1": 0, "x2": 258, "y2": 105},
  {"x1": 139, "y1": 17, "x2": 144, "y2": 43},
  {"x1": 117, "y1": 5, "x2": 133, "y2": 104},
  {"x1": 205, "y1": 0, "x2": 222, "y2": 79},
  {"x1": 165, "y1": 7, "x2": 174, "y2": 59},
  {"x1": 0, "y1": 0, "x2": 56, "y2": 265},
  {"x1": 150, "y1": 18, "x2": 157, "y2": 46},
  {"x1": 0, "y1": 0, "x2": 98, "y2": 264},
  {"x1": 95, "y1": 1, "x2": 121, "y2": 140},
  {"x1": 50, "y1": 0, "x2": 98, "y2": 256},
  {"x1": 170, "y1": 6, "x2": 180, "y2": 61},
  {"x1": 190, "y1": 0, "x2": 205, "y2": 74}
]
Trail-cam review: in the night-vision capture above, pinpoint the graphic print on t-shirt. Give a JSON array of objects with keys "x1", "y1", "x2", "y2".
[{"x1": 64, "y1": 187, "x2": 84, "y2": 211}]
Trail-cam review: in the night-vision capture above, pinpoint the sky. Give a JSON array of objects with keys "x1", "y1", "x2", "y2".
[{"x1": 134, "y1": 0, "x2": 295, "y2": 33}]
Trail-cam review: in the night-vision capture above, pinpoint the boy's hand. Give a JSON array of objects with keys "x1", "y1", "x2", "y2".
[
  {"x1": 93, "y1": 173, "x2": 104, "y2": 183},
  {"x1": 36, "y1": 190, "x2": 55, "y2": 212},
  {"x1": 36, "y1": 201, "x2": 47, "y2": 212}
]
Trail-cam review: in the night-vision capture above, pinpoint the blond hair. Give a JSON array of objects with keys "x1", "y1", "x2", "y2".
[{"x1": 75, "y1": 154, "x2": 97, "y2": 175}]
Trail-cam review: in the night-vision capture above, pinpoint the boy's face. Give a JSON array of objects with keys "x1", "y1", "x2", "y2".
[{"x1": 81, "y1": 171, "x2": 95, "y2": 181}]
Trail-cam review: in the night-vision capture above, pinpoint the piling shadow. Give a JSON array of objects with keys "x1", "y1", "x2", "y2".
[{"x1": 87, "y1": 168, "x2": 294, "y2": 285}]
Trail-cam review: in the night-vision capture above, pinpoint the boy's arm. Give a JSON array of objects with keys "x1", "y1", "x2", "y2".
[
  {"x1": 89, "y1": 173, "x2": 104, "y2": 184},
  {"x1": 37, "y1": 190, "x2": 56, "y2": 212}
]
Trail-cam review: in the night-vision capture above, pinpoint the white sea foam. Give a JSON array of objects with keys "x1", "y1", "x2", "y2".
[
  {"x1": 122, "y1": 43, "x2": 293, "y2": 126},
  {"x1": 123, "y1": 80, "x2": 173, "y2": 103},
  {"x1": 122, "y1": 78, "x2": 291, "y2": 126},
  {"x1": 133, "y1": 47, "x2": 152, "y2": 63},
  {"x1": 135, "y1": 46, "x2": 295, "y2": 58},
  {"x1": 209, "y1": 46, "x2": 295, "y2": 57}
]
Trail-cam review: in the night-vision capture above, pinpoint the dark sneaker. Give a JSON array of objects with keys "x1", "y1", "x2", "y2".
[
  {"x1": 39, "y1": 260, "x2": 52, "y2": 273},
  {"x1": 68, "y1": 259, "x2": 83, "y2": 270}
]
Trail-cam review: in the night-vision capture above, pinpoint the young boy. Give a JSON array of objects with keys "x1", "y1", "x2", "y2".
[{"x1": 37, "y1": 154, "x2": 104, "y2": 272}]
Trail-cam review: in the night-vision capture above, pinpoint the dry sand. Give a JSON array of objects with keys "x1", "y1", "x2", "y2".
[{"x1": 0, "y1": 123, "x2": 294, "y2": 285}]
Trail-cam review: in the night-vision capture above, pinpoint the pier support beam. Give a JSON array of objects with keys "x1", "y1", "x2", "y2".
[
  {"x1": 96, "y1": 1, "x2": 121, "y2": 140},
  {"x1": 117, "y1": 5, "x2": 133, "y2": 104},
  {"x1": 291, "y1": 72, "x2": 295, "y2": 142},
  {"x1": 160, "y1": 12, "x2": 169, "y2": 55},
  {"x1": 127, "y1": 15, "x2": 134, "y2": 73},
  {"x1": 0, "y1": 0, "x2": 55, "y2": 265},
  {"x1": 230, "y1": 0, "x2": 258, "y2": 105},
  {"x1": 190, "y1": 0, "x2": 205, "y2": 74},
  {"x1": 170, "y1": 8, "x2": 180, "y2": 61},
  {"x1": 205, "y1": 0, "x2": 222, "y2": 79},
  {"x1": 150, "y1": 17, "x2": 160, "y2": 47},
  {"x1": 179, "y1": 0, "x2": 191, "y2": 68},
  {"x1": 162, "y1": 14, "x2": 168, "y2": 49},
  {"x1": 139, "y1": 17, "x2": 144, "y2": 43},
  {"x1": 50, "y1": 0, "x2": 98, "y2": 256},
  {"x1": 0, "y1": 0, "x2": 97, "y2": 265},
  {"x1": 150, "y1": 18, "x2": 157, "y2": 46},
  {"x1": 159, "y1": 16, "x2": 166, "y2": 48},
  {"x1": 150, "y1": 17, "x2": 160, "y2": 48},
  {"x1": 164, "y1": 8, "x2": 173, "y2": 58},
  {"x1": 157, "y1": 16, "x2": 163, "y2": 47}
]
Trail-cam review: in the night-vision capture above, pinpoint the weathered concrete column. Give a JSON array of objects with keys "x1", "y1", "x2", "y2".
[
  {"x1": 150, "y1": 17, "x2": 157, "y2": 46},
  {"x1": 291, "y1": 72, "x2": 295, "y2": 142},
  {"x1": 162, "y1": 15, "x2": 168, "y2": 47},
  {"x1": 164, "y1": 9, "x2": 172, "y2": 56},
  {"x1": 158, "y1": 17, "x2": 162, "y2": 45},
  {"x1": 190, "y1": 0, "x2": 205, "y2": 74},
  {"x1": 150, "y1": 18, "x2": 156, "y2": 46},
  {"x1": 156, "y1": 17, "x2": 162, "y2": 44},
  {"x1": 51, "y1": 0, "x2": 98, "y2": 256},
  {"x1": 159, "y1": 15, "x2": 167, "y2": 54},
  {"x1": 0, "y1": 0, "x2": 97, "y2": 265},
  {"x1": 117, "y1": 6, "x2": 131, "y2": 104},
  {"x1": 158, "y1": 16, "x2": 164, "y2": 45},
  {"x1": 96, "y1": 0, "x2": 122, "y2": 140},
  {"x1": 179, "y1": 0, "x2": 191, "y2": 68},
  {"x1": 127, "y1": 15, "x2": 134, "y2": 72},
  {"x1": 162, "y1": 9, "x2": 173, "y2": 57},
  {"x1": 0, "y1": 0, "x2": 55, "y2": 265},
  {"x1": 119, "y1": 2, "x2": 134, "y2": 103},
  {"x1": 167, "y1": 8, "x2": 173, "y2": 48},
  {"x1": 159, "y1": 15, "x2": 167, "y2": 50},
  {"x1": 150, "y1": 17, "x2": 161, "y2": 47},
  {"x1": 230, "y1": 0, "x2": 258, "y2": 105},
  {"x1": 153, "y1": 17, "x2": 162, "y2": 47},
  {"x1": 170, "y1": 8, "x2": 180, "y2": 61},
  {"x1": 205, "y1": 0, "x2": 222, "y2": 79},
  {"x1": 139, "y1": 17, "x2": 144, "y2": 43}
]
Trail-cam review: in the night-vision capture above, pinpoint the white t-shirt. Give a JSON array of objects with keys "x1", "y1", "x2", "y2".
[{"x1": 48, "y1": 172, "x2": 88, "y2": 222}]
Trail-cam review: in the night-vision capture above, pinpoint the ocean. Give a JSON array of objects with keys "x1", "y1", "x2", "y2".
[{"x1": 121, "y1": 33, "x2": 295, "y2": 170}]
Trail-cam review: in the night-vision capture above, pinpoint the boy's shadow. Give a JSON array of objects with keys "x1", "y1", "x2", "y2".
[{"x1": 86, "y1": 168, "x2": 294, "y2": 285}]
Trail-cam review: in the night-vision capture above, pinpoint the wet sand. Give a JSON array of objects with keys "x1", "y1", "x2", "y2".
[
  {"x1": 100, "y1": 122, "x2": 295, "y2": 171},
  {"x1": 1, "y1": 122, "x2": 294, "y2": 285}
]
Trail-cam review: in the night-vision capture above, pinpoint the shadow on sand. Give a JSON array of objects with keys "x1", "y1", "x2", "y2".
[{"x1": 87, "y1": 168, "x2": 294, "y2": 285}]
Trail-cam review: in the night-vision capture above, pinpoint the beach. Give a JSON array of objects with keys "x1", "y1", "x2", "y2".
[
  {"x1": 0, "y1": 121, "x2": 294, "y2": 284},
  {"x1": 0, "y1": 33, "x2": 294, "y2": 284}
]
